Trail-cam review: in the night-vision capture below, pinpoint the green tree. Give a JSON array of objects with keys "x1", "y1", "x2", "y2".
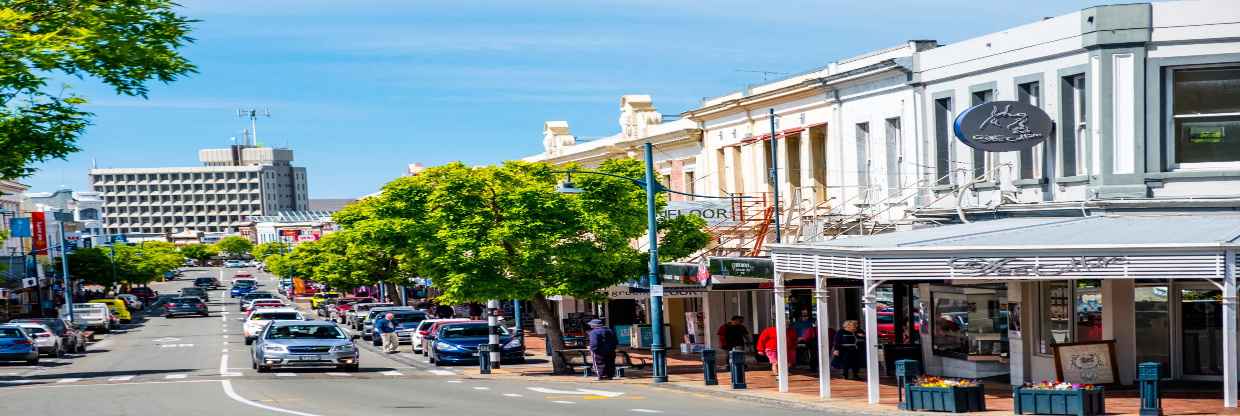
[
  {"x1": 112, "y1": 242, "x2": 183, "y2": 284},
  {"x1": 0, "y1": 0, "x2": 196, "y2": 179},
  {"x1": 179, "y1": 243, "x2": 216, "y2": 265},
  {"x1": 250, "y1": 242, "x2": 285, "y2": 262},
  {"x1": 213, "y1": 236, "x2": 253, "y2": 259},
  {"x1": 68, "y1": 247, "x2": 115, "y2": 288}
]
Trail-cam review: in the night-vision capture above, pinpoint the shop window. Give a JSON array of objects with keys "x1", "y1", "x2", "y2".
[
  {"x1": 934, "y1": 97, "x2": 953, "y2": 185},
  {"x1": 1017, "y1": 81, "x2": 1043, "y2": 180},
  {"x1": 1036, "y1": 280, "x2": 1103, "y2": 355},
  {"x1": 931, "y1": 285, "x2": 1008, "y2": 360},
  {"x1": 1060, "y1": 74, "x2": 1087, "y2": 177},
  {"x1": 1171, "y1": 65, "x2": 1240, "y2": 167}
]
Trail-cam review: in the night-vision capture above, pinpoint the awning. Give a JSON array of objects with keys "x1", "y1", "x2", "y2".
[{"x1": 770, "y1": 214, "x2": 1240, "y2": 281}]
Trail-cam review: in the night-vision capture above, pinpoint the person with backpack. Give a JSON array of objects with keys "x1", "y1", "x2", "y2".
[{"x1": 586, "y1": 319, "x2": 618, "y2": 380}]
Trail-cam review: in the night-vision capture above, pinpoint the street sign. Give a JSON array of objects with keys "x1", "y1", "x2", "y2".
[
  {"x1": 8, "y1": 218, "x2": 30, "y2": 237},
  {"x1": 111, "y1": 234, "x2": 128, "y2": 243}
]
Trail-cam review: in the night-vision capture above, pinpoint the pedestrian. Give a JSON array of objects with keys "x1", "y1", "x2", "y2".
[
  {"x1": 434, "y1": 303, "x2": 454, "y2": 319},
  {"x1": 756, "y1": 324, "x2": 797, "y2": 376},
  {"x1": 375, "y1": 312, "x2": 399, "y2": 353},
  {"x1": 831, "y1": 320, "x2": 865, "y2": 380},
  {"x1": 716, "y1": 315, "x2": 750, "y2": 352},
  {"x1": 586, "y1": 319, "x2": 618, "y2": 380},
  {"x1": 468, "y1": 303, "x2": 484, "y2": 320}
]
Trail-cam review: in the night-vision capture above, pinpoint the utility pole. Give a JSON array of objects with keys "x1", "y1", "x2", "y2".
[
  {"x1": 237, "y1": 109, "x2": 270, "y2": 146},
  {"x1": 53, "y1": 211, "x2": 74, "y2": 318},
  {"x1": 644, "y1": 142, "x2": 668, "y2": 383},
  {"x1": 769, "y1": 108, "x2": 783, "y2": 244}
]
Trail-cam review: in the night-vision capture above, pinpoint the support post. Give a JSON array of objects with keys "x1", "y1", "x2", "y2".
[
  {"x1": 644, "y1": 142, "x2": 668, "y2": 383},
  {"x1": 487, "y1": 299, "x2": 501, "y2": 369},
  {"x1": 768, "y1": 108, "x2": 782, "y2": 243},
  {"x1": 864, "y1": 280, "x2": 881, "y2": 404},
  {"x1": 814, "y1": 276, "x2": 831, "y2": 399},
  {"x1": 58, "y1": 219, "x2": 73, "y2": 319},
  {"x1": 773, "y1": 271, "x2": 790, "y2": 393},
  {"x1": 1224, "y1": 249, "x2": 1237, "y2": 408}
]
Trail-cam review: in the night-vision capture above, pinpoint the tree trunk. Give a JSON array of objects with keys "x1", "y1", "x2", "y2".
[{"x1": 530, "y1": 295, "x2": 570, "y2": 374}]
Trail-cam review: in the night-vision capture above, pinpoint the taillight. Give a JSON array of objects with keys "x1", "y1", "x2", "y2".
[
  {"x1": 14, "y1": 339, "x2": 31, "y2": 345},
  {"x1": 166, "y1": 303, "x2": 176, "y2": 308},
  {"x1": 197, "y1": 304, "x2": 205, "y2": 308},
  {"x1": 418, "y1": 330, "x2": 429, "y2": 335}
]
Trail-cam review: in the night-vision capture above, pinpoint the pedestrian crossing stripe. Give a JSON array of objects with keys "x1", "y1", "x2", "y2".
[
  {"x1": 381, "y1": 371, "x2": 402, "y2": 376},
  {"x1": 56, "y1": 378, "x2": 81, "y2": 383},
  {"x1": 165, "y1": 374, "x2": 187, "y2": 379}
]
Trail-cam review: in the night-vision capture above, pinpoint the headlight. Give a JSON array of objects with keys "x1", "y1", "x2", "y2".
[
  {"x1": 503, "y1": 337, "x2": 522, "y2": 350},
  {"x1": 331, "y1": 344, "x2": 355, "y2": 352},
  {"x1": 262, "y1": 344, "x2": 287, "y2": 353},
  {"x1": 435, "y1": 342, "x2": 462, "y2": 352}
]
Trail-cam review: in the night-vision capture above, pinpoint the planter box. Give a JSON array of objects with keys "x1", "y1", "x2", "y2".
[
  {"x1": 904, "y1": 384, "x2": 987, "y2": 413},
  {"x1": 1013, "y1": 387, "x2": 1105, "y2": 416}
]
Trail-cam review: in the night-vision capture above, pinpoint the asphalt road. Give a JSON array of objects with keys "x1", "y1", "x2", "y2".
[{"x1": 1, "y1": 267, "x2": 819, "y2": 416}]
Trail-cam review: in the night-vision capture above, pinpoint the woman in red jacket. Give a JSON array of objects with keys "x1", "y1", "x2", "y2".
[{"x1": 756, "y1": 325, "x2": 797, "y2": 375}]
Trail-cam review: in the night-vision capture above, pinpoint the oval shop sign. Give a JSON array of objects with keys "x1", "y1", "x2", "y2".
[{"x1": 953, "y1": 100, "x2": 1054, "y2": 152}]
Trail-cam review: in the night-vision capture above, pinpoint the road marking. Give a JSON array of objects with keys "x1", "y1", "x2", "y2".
[
  {"x1": 325, "y1": 372, "x2": 350, "y2": 377},
  {"x1": 165, "y1": 374, "x2": 187, "y2": 379},
  {"x1": 222, "y1": 335, "x2": 229, "y2": 338},
  {"x1": 276, "y1": 373, "x2": 296, "y2": 377},
  {"x1": 222, "y1": 380, "x2": 321, "y2": 416},
  {"x1": 630, "y1": 410, "x2": 662, "y2": 414},
  {"x1": 552, "y1": 401, "x2": 575, "y2": 404},
  {"x1": 108, "y1": 375, "x2": 135, "y2": 382},
  {"x1": 0, "y1": 380, "x2": 35, "y2": 384},
  {"x1": 503, "y1": 393, "x2": 523, "y2": 397},
  {"x1": 222, "y1": 348, "x2": 229, "y2": 352},
  {"x1": 152, "y1": 337, "x2": 181, "y2": 343},
  {"x1": 446, "y1": 380, "x2": 463, "y2": 383},
  {"x1": 527, "y1": 387, "x2": 625, "y2": 398},
  {"x1": 472, "y1": 386, "x2": 490, "y2": 390},
  {"x1": 381, "y1": 371, "x2": 402, "y2": 376},
  {"x1": 56, "y1": 378, "x2": 81, "y2": 383},
  {"x1": 427, "y1": 370, "x2": 454, "y2": 376},
  {"x1": 159, "y1": 343, "x2": 194, "y2": 348}
]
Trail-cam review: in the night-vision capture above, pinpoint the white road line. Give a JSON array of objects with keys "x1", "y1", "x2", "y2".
[
  {"x1": 221, "y1": 348, "x2": 229, "y2": 352},
  {"x1": 381, "y1": 371, "x2": 402, "y2": 376},
  {"x1": 276, "y1": 373, "x2": 296, "y2": 377},
  {"x1": 552, "y1": 401, "x2": 575, "y2": 404},
  {"x1": 108, "y1": 375, "x2": 134, "y2": 382},
  {"x1": 503, "y1": 393, "x2": 523, "y2": 397},
  {"x1": 427, "y1": 369, "x2": 455, "y2": 376},
  {"x1": 164, "y1": 374, "x2": 187, "y2": 379},
  {"x1": 219, "y1": 353, "x2": 230, "y2": 376},
  {"x1": 1, "y1": 379, "x2": 218, "y2": 390},
  {"x1": 472, "y1": 386, "x2": 490, "y2": 390},
  {"x1": 446, "y1": 380, "x2": 463, "y2": 383},
  {"x1": 222, "y1": 380, "x2": 321, "y2": 416},
  {"x1": 0, "y1": 380, "x2": 34, "y2": 384},
  {"x1": 325, "y1": 372, "x2": 350, "y2": 377},
  {"x1": 56, "y1": 378, "x2": 81, "y2": 384},
  {"x1": 630, "y1": 410, "x2": 663, "y2": 414}
]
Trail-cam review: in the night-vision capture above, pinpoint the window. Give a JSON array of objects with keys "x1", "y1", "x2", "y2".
[
  {"x1": 884, "y1": 117, "x2": 902, "y2": 198},
  {"x1": 684, "y1": 171, "x2": 695, "y2": 200},
  {"x1": 1017, "y1": 81, "x2": 1043, "y2": 180},
  {"x1": 931, "y1": 285, "x2": 1008, "y2": 360},
  {"x1": 1172, "y1": 65, "x2": 1240, "y2": 167},
  {"x1": 971, "y1": 90, "x2": 994, "y2": 180},
  {"x1": 855, "y1": 122, "x2": 871, "y2": 200},
  {"x1": 934, "y1": 97, "x2": 953, "y2": 185},
  {"x1": 1036, "y1": 280, "x2": 1102, "y2": 355},
  {"x1": 1061, "y1": 74, "x2": 1087, "y2": 177}
]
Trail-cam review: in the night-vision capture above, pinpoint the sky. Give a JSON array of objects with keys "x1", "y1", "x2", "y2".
[{"x1": 21, "y1": 0, "x2": 1113, "y2": 198}]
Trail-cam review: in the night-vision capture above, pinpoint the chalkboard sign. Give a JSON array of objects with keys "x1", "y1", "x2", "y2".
[{"x1": 1052, "y1": 340, "x2": 1120, "y2": 385}]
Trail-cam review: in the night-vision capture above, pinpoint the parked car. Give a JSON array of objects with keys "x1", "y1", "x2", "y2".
[
  {"x1": 244, "y1": 308, "x2": 304, "y2": 345},
  {"x1": 71, "y1": 303, "x2": 114, "y2": 332},
  {"x1": 309, "y1": 292, "x2": 340, "y2": 310},
  {"x1": 127, "y1": 287, "x2": 158, "y2": 304},
  {"x1": 412, "y1": 319, "x2": 468, "y2": 354},
  {"x1": 418, "y1": 319, "x2": 470, "y2": 356},
  {"x1": 224, "y1": 259, "x2": 246, "y2": 268},
  {"x1": 230, "y1": 280, "x2": 258, "y2": 298},
  {"x1": 7, "y1": 318, "x2": 85, "y2": 353},
  {"x1": 116, "y1": 294, "x2": 144, "y2": 311},
  {"x1": 329, "y1": 298, "x2": 375, "y2": 323},
  {"x1": 362, "y1": 306, "x2": 417, "y2": 340},
  {"x1": 347, "y1": 302, "x2": 393, "y2": 330},
  {"x1": 11, "y1": 322, "x2": 63, "y2": 357},
  {"x1": 88, "y1": 299, "x2": 133, "y2": 323},
  {"x1": 251, "y1": 320, "x2": 359, "y2": 372},
  {"x1": 428, "y1": 321, "x2": 524, "y2": 366},
  {"x1": 180, "y1": 287, "x2": 210, "y2": 302},
  {"x1": 243, "y1": 298, "x2": 286, "y2": 313},
  {"x1": 164, "y1": 296, "x2": 209, "y2": 318},
  {"x1": 238, "y1": 292, "x2": 278, "y2": 311},
  {"x1": 194, "y1": 277, "x2": 222, "y2": 290},
  {"x1": 384, "y1": 310, "x2": 429, "y2": 346},
  {"x1": 234, "y1": 272, "x2": 253, "y2": 278},
  {"x1": 0, "y1": 325, "x2": 39, "y2": 364}
]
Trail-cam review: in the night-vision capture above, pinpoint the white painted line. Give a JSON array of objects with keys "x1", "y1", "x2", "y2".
[
  {"x1": 446, "y1": 380, "x2": 463, "y2": 383},
  {"x1": 2, "y1": 379, "x2": 218, "y2": 390},
  {"x1": 472, "y1": 386, "x2": 490, "y2": 390},
  {"x1": 552, "y1": 401, "x2": 575, "y2": 404},
  {"x1": 325, "y1": 372, "x2": 350, "y2": 377},
  {"x1": 221, "y1": 372, "x2": 242, "y2": 377},
  {"x1": 165, "y1": 374, "x2": 187, "y2": 379},
  {"x1": 222, "y1": 379, "x2": 322, "y2": 416},
  {"x1": 0, "y1": 380, "x2": 35, "y2": 384},
  {"x1": 108, "y1": 375, "x2": 134, "y2": 382},
  {"x1": 56, "y1": 378, "x2": 81, "y2": 384},
  {"x1": 276, "y1": 373, "x2": 296, "y2": 377},
  {"x1": 630, "y1": 410, "x2": 663, "y2": 414},
  {"x1": 503, "y1": 393, "x2": 523, "y2": 397},
  {"x1": 428, "y1": 369, "x2": 455, "y2": 376},
  {"x1": 219, "y1": 354, "x2": 230, "y2": 376},
  {"x1": 221, "y1": 335, "x2": 229, "y2": 338},
  {"x1": 221, "y1": 349, "x2": 229, "y2": 353},
  {"x1": 381, "y1": 371, "x2": 402, "y2": 376}
]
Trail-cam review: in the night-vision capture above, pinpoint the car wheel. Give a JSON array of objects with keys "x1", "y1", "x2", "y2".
[
  {"x1": 165, "y1": 314, "x2": 173, "y2": 319},
  {"x1": 26, "y1": 356, "x2": 38, "y2": 365}
]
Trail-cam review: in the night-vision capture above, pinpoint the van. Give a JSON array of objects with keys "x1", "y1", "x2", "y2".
[
  {"x1": 71, "y1": 303, "x2": 114, "y2": 332},
  {"x1": 88, "y1": 299, "x2": 132, "y2": 323}
]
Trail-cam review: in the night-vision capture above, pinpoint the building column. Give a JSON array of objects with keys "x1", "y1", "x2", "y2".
[
  {"x1": 1224, "y1": 250, "x2": 1237, "y2": 408},
  {"x1": 814, "y1": 270, "x2": 831, "y2": 398},
  {"x1": 774, "y1": 271, "x2": 790, "y2": 393},
  {"x1": 864, "y1": 280, "x2": 880, "y2": 404},
  {"x1": 1102, "y1": 278, "x2": 1136, "y2": 385}
]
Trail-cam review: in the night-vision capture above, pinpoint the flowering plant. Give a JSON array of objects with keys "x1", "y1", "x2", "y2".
[
  {"x1": 915, "y1": 376, "x2": 977, "y2": 388},
  {"x1": 1023, "y1": 380, "x2": 1097, "y2": 390}
]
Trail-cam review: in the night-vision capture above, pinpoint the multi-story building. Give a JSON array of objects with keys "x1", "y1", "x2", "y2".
[
  {"x1": 22, "y1": 189, "x2": 104, "y2": 247},
  {"x1": 0, "y1": 180, "x2": 30, "y2": 280},
  {"x1": 88, "y1": 145, "x2": 309, "y2": 236}
]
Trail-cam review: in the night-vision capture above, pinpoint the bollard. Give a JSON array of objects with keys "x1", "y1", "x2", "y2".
[
  {"x1": 1138, "y1": 362, "x2": 1162, "y2": 416},
  {"x1": 478, "y1": 344, "x2": 492, "y2": 375},
  {"x1": 729, "y1": 347, "x2": 747, "y2": 389},
  {"x1": 701, "y1": 348, "x2": 718, "y2": 386},
  {"x1": 894, "y1": 359, "x2": 922, "y2": 410}
]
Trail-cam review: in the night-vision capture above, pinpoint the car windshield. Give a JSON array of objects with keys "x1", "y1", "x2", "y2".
[
  {"x1": 0, "y1": 328, "x2": 25, "y2": 338},
  {"x1": 244, "y1": 294, "x2": 275, "y2": 300},
  {"x1": 182, "y1": 288, "x2": 204, "y2": 294},
  {"x1": 391, "y1": 314, "x2": 425, "y2": 324},
  {"x1": 265, "y1": 325, "x2": 345, "y2": 339},
  {"x1": 440, "y1": 324, "x2": 507, "y2": 338},
  {"x1": 233, "y1": 281, "x2": 255, "y2": 287},
  {"x1": 195, "y1": 278, "x2": 212, "y2": 283},
  {"x1": 251, "y1": 312, "x2": 300, "y2": 321}
]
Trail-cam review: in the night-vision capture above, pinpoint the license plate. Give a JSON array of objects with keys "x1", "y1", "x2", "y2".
[
  {"x1": 471, "y1": 352, "x2": 479, "y2": 357},
  {"x1": 296, "y1": 355, "x2": 321, "y2": 361}
]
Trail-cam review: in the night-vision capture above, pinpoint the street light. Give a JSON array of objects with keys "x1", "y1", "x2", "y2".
[{"x1": 555, "y1": 142, "x2": 745, "y2": 383}]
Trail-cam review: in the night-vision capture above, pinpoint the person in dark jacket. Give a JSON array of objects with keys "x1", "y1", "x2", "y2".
[
  {"x1": 586, "y1": 319, "x2": 618, "y2": 380},
  {"x1": 831, "y1": 320, "x2": 865, "y2": 380},
  {"x1": 434, "y1": 304, "x2": 454, "y2": 319}
]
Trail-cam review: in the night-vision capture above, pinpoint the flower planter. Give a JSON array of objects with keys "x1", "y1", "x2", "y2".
[
  {"x1": 1013, "y1": 386, "x2": 1105, "y2": 416},
  {"x1": 903, "y1": 384, "x2": 987, "y2": 413}
]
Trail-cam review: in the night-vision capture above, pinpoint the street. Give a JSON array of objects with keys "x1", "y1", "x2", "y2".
[{"x1": 0, "y1": 267, "x2": 817, "y2": 416}]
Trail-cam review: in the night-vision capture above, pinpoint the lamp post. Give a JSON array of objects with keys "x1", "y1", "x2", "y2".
[
  {"x1": 52, "y1": 211, "x2": 74, "y2": 319},
  {"x1": 555, "y1": 142, "x2": 747, "y2": 384}
]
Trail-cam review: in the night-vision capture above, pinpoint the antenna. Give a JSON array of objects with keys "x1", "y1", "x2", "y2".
[
  {"x1": 735, "y1": 69, "x2": 789, "y2": 81},
  {"x1": 237, "y1": 108, "x2": 271, "y2": 146}
]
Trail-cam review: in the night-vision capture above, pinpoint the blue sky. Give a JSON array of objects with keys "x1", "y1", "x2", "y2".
[{"x1": 22, "y1": 0, "x2": 1111, "y2": 198}]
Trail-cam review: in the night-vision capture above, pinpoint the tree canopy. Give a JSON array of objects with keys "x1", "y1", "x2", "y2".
[
  {"x1": 250, "y1": 242, "x2": 285, "y2": 262},
  {"x1": 213, "y1": 236, "x2": 253, "y2": 259},
  {"x1": 0, "y1": 0, "x2": 196, "y2": 179},
  {"x1": 179, "y1": 243, "x2": 216, "y2": 265}
]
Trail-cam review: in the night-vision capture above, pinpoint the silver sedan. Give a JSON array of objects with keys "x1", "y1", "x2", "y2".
[{"x1": 250, "y1": 321, "x2": 360, "y2": 372}]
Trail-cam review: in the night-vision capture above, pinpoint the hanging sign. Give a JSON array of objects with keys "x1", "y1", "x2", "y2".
[
  {"x1": 30, "y1": 212, "x2": 47, "y2": 254},
  {"x1": 948, "y1": 256, "x2": 1126, "y2": 277},
  {"x1": 9, "y1": 217, "x2": 30, "y2": 238},
  {"x1": 953, "y1": 101, "x2": 1053, "y2": 152}
]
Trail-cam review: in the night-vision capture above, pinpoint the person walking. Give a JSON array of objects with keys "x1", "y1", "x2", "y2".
[
  {"x1": 434, "y1": 303, "x2": 454, "y2": 319},
  {"x1": 756, "y1": 324, "x2": 797, "y2": 376},
  {"x1": 716, "y1": 315, "x2": 750, "y2": 352},
  {"x1": 586, "y1": 319, "x2": 618, "y2": 380},
  {"x1": 375, "y1": 312, "x2": 399, "y2": 354},
  {"x1": 831, "y1": 320, "x2": 865, "y2": 380}
]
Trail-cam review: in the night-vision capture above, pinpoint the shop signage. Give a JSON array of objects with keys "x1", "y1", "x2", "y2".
[
  {"x1": 662, "y1": 200, "x2": 735, "y2": 227},
  {"x1": 30, "y1": 212, "x2": 47, "y2": 254},
  {"x1": 599, "y1": 285, "x2": 706, "y2": 300},
  {"x1": 953, "y1": 101, "x2": 1054, "y2": 152},
  {"x1": 709, "y1": 256, "x2": 774, "y2": 279},
  {"x1": 9, "y1": 217, "x2": 30, "y2": 238},
  {"x1": 948, "y1": 256, "x2": 1127, "y2": 277}
]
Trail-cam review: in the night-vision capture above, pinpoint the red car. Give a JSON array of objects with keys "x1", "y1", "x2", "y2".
[
  {"x1": 127, "y1": 287, "x2": 158, "y2": 304},
  {"x1": 330, "y1": 298, "x2": 376, "y2": 323},
  {"x1": 877, "y1": 310, "x2": 922, "y2": 344}
]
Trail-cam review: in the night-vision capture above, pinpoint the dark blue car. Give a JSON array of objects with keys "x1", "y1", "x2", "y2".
[
  {"x1": 429, "y1": 322, "x2": 524, "y2": 366},
  {"x1": 230, "y1": 281, "x2": 257, "y2": 298},
  {"x1": 0, "y1": 325, "x2": 39, "y2": 364}
]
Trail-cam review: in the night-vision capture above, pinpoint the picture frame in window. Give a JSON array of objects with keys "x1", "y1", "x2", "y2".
[{"x1": 1051, "y1": 340, "x2": 1120, "y2": 386}]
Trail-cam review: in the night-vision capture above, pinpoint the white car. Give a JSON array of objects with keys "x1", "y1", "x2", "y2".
[
  {"x1": 71, "y1": 303, "x2": 114, "y2": 333},
  {"x1": 12, "y1": 323, "x2": 64, "y2": 357},
  {"x1": 117, "y1": 294, "x2": 144, "y2": 311},
  {"x1": 243, "y1": 308, "x2": 304, "y2": 345},
  {"x1": 224, "y1": 260, "x2": 246, "y2": 268}
]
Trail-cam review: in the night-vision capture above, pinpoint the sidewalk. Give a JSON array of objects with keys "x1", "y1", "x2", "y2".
[{"x1": 461, "y1": 334, "x2": 1240, "y2": 416}]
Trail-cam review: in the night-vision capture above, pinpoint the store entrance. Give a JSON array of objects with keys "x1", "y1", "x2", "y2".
[{"x1": 1180, "y1": 287, "x2": 1223, "y2": 378}]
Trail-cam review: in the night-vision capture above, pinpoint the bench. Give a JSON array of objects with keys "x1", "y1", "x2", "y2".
[{"x1": 554, "y1": 349, "x2": 648, "y2": 378}]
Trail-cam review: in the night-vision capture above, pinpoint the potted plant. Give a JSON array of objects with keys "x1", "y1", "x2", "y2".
[
  {"x1": 1013, "y1": 381, "x2": 1105, "y2": 416},
  {"x1": 903, "y1": 376, "x2": 987, "y2": 413}
]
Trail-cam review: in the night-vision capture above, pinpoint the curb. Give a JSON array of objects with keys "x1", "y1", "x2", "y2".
[{"x1": 651, "y1": 382, "x2": 940, "y2": 416}]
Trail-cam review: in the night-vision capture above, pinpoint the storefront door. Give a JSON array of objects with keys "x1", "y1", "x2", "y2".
[{"x1": 1180, "y1": 287, "x2": 1223, "y2": 379}]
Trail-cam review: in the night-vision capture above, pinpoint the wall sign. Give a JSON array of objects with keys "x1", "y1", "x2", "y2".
[
  {"x1": 948, "y1": 256, "x2": 1126, "y2": 277},
  {"x1": 662, "y1": 200, "x2": 735, "y2": 227},
  {"x1": 953, "y1": 100, "x2": 1054, "y2": 152}
]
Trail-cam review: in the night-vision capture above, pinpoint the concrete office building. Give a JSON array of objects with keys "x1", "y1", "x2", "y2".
[{"x1": 89, "y1": 145, "x2": 309, "y2": 236}]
